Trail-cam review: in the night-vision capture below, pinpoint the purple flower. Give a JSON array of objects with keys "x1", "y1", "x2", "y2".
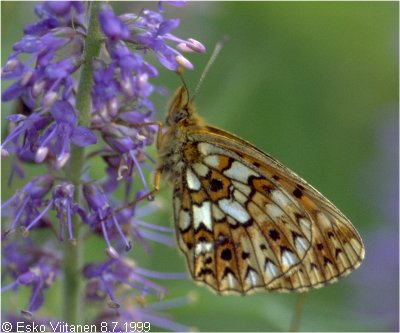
[
  {"x1": 2, "y1": 175, "x2": 55, "y2": 236},
  {"x1": 21, "y1": 182, "x2": 81, "y2": 241},
  {"x1": 83, "y1": 183, "x2": 132, "y2": 252},
  {"x1": 99, "y1": 6, "x2": 130, "y2": 41},
  {"x1": 1, "y1": 113, "x2": 51, "y2": 160},
  {"x1": 35, "y1": 101, "x2": 97, "y2": 169},
  {"x1": 52, "y1": 182, "x2": 79, "y2": 242},
  {"x1": 100, "y1": 122, "x2": 155, "y2": 196},
  {"x1": 122, "y1": 8, "x2": 205, "y2": 70},
  {"x1": 2, "y1": 29, "x2": 83, "y2": 107},
  {"x1": 91, "y1": 47, "x2": 158, "y2": 120},
  {"x1": 25, "y1": 1, "x2": 85, "y2": 35},
  {"x1": 83, "y1": 256, "x2": 187, "y2": 305},
  {"x1": 99, "y1": 4, "x2": 205, "y2": 74},
  {"x1": 1, "y1": 240, "x2": 61, "y2": 313},
  {"x1": 2, "y1": 101, "x2": 97, "y2": 169},
  {"x1": 2, "y1": 1, "x2": 204, "y2": 326}
]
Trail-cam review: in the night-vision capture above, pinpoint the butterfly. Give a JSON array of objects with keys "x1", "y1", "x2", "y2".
[{"x1": 153, "y1": 85, "x2": 365, "y2": 295}]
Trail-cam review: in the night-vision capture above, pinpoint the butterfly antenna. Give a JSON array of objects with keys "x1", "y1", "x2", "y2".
[
  {"x1": 177, "y1": 71, "x2": 191, "y2": 102},
  {"x1": 191, "y1": 36, "x2": 228, "y2": 103}
]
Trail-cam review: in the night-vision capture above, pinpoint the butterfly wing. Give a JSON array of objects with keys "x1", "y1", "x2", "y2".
[
  {"x1": 173, "y1": 125, "x2": 364, "y2": 294},
  {"x1": 173, "y1": 157, "x2": 313, "y2": 294}
]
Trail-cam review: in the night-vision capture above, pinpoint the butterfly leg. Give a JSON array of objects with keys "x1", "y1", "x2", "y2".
[{"x1": 103, "y1": 121, "x2": 164, "y2": 219}]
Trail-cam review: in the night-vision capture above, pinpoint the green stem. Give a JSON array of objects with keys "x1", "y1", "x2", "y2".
[
  {"x1": 289, "y1": 293, "x2": 307, "y2": 332},
  {"x1": 63, "y1": 2, "x2": 103, "y2": 324}
]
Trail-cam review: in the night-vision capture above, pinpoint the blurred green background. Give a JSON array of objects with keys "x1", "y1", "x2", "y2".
[{"x1": 2, "y1": 2, "x2": 398, "y2": 331}]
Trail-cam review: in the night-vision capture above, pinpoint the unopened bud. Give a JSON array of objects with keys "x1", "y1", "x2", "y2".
[
  {"x1": 137, "y1": 73, "x2": 149, "y2": 90},
  {"x1": 106, "y1": 246, "x2": 120, "y2": 259},
  {"x1": 43, "y1": 91, "x2": 58, "y2": 108},
  {"x1": 107, "y1": 97, "x2": 119, "y2": 117},
  {"x1": 121, "y1": 78, "x2": 134, "y2": 97},
  {"x1": 35, "y1": 146, "x2": 49, "y2": 163},
  {"x1": 55, "y1": 152, "x2": 70, "y2": 169},
  {"x1": 20, "y1": 70, "x2": 33, "y2": 86},
  {"x1": 2, "y1": 58, "x2": 19, "y2": 73},
  {"x1": 177, "y1": 38, "x2": 206, "y2": 53},
  {"x1": 175, "y1": 55, "x2": 193, "y2": 70},
  {"x1": 1, "y1": 148, "x2": 10, "y2": 158},
  {"x1": 187, "y1": 38, "x2": 206, "y2": 53},
  {"x1": 32, "y1": 80, "x2": 46, "y2": 97}
]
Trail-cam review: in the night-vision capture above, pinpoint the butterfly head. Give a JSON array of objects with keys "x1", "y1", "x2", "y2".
[{"x1": 166, "y1": 85, "x2": 201, "y2": 127}]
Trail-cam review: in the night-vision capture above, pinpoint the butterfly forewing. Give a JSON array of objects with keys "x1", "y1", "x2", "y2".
[{"x1": 158, "y1": 86, "x2": 364, "y2": 294}]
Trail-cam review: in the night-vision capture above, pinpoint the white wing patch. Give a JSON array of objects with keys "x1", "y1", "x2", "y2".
[
  {"x1": 233, "y1": 189, "x2": 247, "y2": 205},
  {"x1": 186, "y1": 167, "x2": 201, "y2": 190},
  {"x1": 192, "y1": 162, "x2": 209, "y2": 177},
  {"x1": 271, "y1": 189, "x2": 292, "y2": 209},
  {"x1": 193, "y1": 201, "x2": 212, "y2": 231},
  {"x1": 265, "y1": 203, "x2": 285, "y2": 220},
  {"x1": 281, "y1": 248, "x2": 298, "y2": 268},
  {"x1": 232, "y1": 180, "x2": 252, "y2": 196},
  {"x1": 219, "y1": 198, "x2": 250, "y2": 223},
  {"x1": 223, "y1": 161, "x2": 258, "y2": 183},
  {"x1": 246, "y1": 269, "x2": 261, "y2": 287},
  {"x1": 178, "y1": 209, "x2": 191, "y2": 230},
  {"x1": 195, "y1": 241, "x2": 213, "y2": 255},
  {"x1": 198, "y1": 142, "x2": 227, "y2": 156},
  {"x1": 203, "y1": 155, "x2": 220, "y2": 168},
  {"x1": 265, "y1": 259, "x2": 280, "y2": 279},
  {"x1": 294, "y1": 236, "x2": 308, "y2": 256}
]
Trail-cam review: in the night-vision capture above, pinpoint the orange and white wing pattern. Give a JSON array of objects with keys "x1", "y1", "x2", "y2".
[{"x1": 172, "y1": 131, "x2": 364, "y2": 294}]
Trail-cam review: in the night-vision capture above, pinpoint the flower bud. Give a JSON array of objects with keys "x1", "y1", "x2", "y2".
[
  {"x1": 175, "y1": 55, "x2": 193, "y2": 70},
  {"x1": 20, "y1": 69, "x2": 34, "y2": 86},
  {"x1": 43, "y1": 91, "x2": 58, "y2": 108},
  {"x1": 35, "y1": 146, "x2": 49, "y2": 163},
  {"x1": 54, "y1": 152, "x2": 70, "y2": 169}
]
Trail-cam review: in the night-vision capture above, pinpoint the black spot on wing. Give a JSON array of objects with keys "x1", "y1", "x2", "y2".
[
  {"x1": 323, "y1": 256, "x2": 333, "y2": 266},
  {"x1": 293, "y1": 187, "x2": 303, "y2": 198},
  {"x1": 221, "y1": 248, "x2": 232, "y2": 261},
  {"x1": 241, "y1": 251, "x2": 250, "y2": 260},
  {"x1": 209, "y1": 178, "x2": 224, "y2": 192},
  {"x1": 222, "y1": 267, "x2": 235, "y2": 278},
  {"x1": 269, "y1": 229, "x2": 280, "y2": 241}
]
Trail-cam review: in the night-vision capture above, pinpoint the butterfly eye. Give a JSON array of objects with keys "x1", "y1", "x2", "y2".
[{"x1": 172, "y1": 107, "x2": 189, "y2": 123}]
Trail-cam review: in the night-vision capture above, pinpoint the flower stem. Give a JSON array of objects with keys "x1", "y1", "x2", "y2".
[{"x1": 63, "y1": 2, "x2": 103, "y2": 324}]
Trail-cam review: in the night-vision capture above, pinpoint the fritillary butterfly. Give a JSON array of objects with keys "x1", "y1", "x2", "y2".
[{"x1": 154, "y1": 85, "x2": 365, "y2": 294}]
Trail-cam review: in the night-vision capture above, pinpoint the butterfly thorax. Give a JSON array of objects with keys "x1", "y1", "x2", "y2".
[{"x1": 157, "y1": 86, "x2": 204, "y2": 183}]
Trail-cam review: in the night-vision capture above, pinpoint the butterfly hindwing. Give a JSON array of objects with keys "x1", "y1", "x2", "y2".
[
  {"x1": 173, "y1": 140, "x2": 320, "y2": 293},
  {"x1": 249, "y1": 153, "x2": 364, "y2": 290},
  {"x1": 184, "y1": 127, "x2": 364, "y2": 292}
]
